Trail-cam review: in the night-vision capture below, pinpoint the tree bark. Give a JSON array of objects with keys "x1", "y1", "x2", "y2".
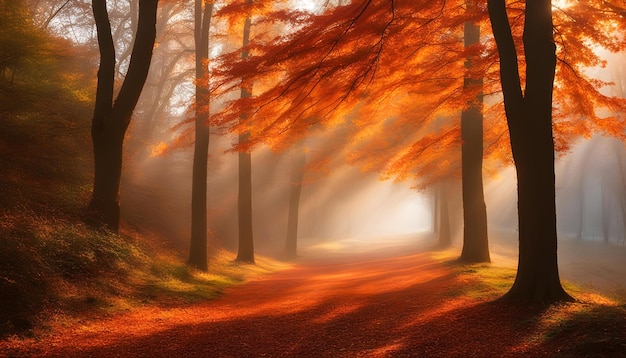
[
  {"x1": 188, "y1": 0, "x2": 213, "y2": 271},
  {"x1": 88, "y1": 0, "x2": 158, "y2": 232},
  {"x1": 236, "y1": 9, "x2": 255, "y2": 263},
  {"x1": 460, "y1": 9, "x2": 490, "y2": 263},
  {"x1": 285, "y1": 140, "x2": 306, "y2": 258},
  {"x1": 488, "y1": 0, "x2": 572, "y2": 304}
]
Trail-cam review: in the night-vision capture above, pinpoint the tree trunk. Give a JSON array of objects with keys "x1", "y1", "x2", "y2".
[
  {"x1": 459, "y1": 10, "x2": 490, "y2": 263},
  {"x1": 236, "y1": 10, "x2": 255, "y2": 264},
  {"x1": 88, "y1": 0, "x2": 158, "y2": 232},
  {"x1": 237, "y1": 133, "x2": 254, "y2": 263},
  {"x1": 285, "y1": 141, "x2": 306, "y2": 258},
  {"x1": 577, "y1": 180, "x2": 584, "y2": 240},
  {"x1": 188, "y1": 0, "x2": 213, "y2": 271},
  {"x1": 614, "y1": 141, "x2": 626, "y2": 244},
  {"x1": 601, "y1": 183, "x2": 610, "y2": 244},
  {"x1": 437, "y1": 182, "x2": 452, "y2": 247},
  {"x1": 488, "y1": 0, "x2": 572, "y2": 304}
]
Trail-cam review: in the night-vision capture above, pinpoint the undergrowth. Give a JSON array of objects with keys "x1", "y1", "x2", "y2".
[
  {"x1": 0, "y1": 38, "x2": 288, "y2": 339},
  {"x1": 430, "y1": 248, "x2": 626, "y2": 357}
]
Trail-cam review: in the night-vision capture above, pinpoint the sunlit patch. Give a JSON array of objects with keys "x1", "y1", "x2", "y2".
[
  {"x1": 312, "y1": 302, "x2": 364, "y2": 324},
  {"x1": 510, "y1": 292, "x2": 623, "y2": 355},
  {"x1": 291, "y1": 0, "x2": 318, "y2": 12},
  {"x1": 573, "y1": 292, "x2": 620, "y2": 306},
  {"x1": 552, "y1": 0, "x2": 571, "y2": 9},
  {"x1": 400, "y1": 297, "x2": 477, "y2": 330},
  {"x1": 149, "y1": 141, "x2": 168, "y2": 157},
  {"x1": 307, "y1": 241, "x2": 346, "y2": 251},
  {"x1": 360, "y1": 340, "x2": 405, "y2": 357}
]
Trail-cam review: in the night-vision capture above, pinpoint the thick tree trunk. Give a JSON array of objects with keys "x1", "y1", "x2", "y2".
[
  {"x1": 236, "y1": 10, "x2": 255, "y2": 264},
  {"x1": 488, "y1": 0, "x2": 572, "y2": 304},
  {"x1": 89, "y1": 126, "x2": 124, "y2": 231},
  {"x1": 188, "y1": 0, "x2": 213, "y2": 271},
  {"x1": 88, "y1": 0, "x2": 158, "y2": 232},
  {"x1": 460, "y1": 13, "x2": 490, "y2": 263},
  {"x1": 285, "y1": 141, "x2": 306, "y2": 258}
]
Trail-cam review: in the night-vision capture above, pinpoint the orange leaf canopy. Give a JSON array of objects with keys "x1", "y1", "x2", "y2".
[{"x1": 206, "y1": 0, "x2": 626, "y2": 186}]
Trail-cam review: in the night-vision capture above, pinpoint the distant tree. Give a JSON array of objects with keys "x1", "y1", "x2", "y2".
[
  {"x1": 126, "y1": 2, "x2": 195, "y2": 155},
  {"x1": 188, "y1": 0, "x2": 214, "y2": 271},
  {"x1": 0, "y1": 0, "x2": 47, "y2": 83},
  {"x1": 488, "y1": 0, "x2": 572, "y2": 303},
  {"x1": 435, "y1": 182, "x2": 452, "y2": 247},
  {"x1": 27, "y1": 0, "x2": 92, "y2": 33},
  {"x1": 236, "y1": 0, "x2": 255, "y2": 263},
  {"x1": 209, "y1": 0, "x2": 626, "y2": 283},
  {"x1": 285, "y1": 139, "x2": 306, "y2": 258},
  {"x1": 27, "y1": 0, "x2": 72, "y2": 30},
  {"x1": 613, "y1": 140, "x2": 626, "y2": 245},
  {"x1": 88, "y1": 0, "x2": 158, "y2": 231}
]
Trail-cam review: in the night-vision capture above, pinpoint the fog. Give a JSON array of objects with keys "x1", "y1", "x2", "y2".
[
  {"x1": 70, "y1": 0, "x2": 625, "y2": 301},
  {"x1": 115, "y1": 95, "x2": 626, "y2": 300},
  {"x1": 122, "y1": 127, "x2": 626, "y2": 251},
  {"x1": 485, "y1": 134, "x2": 626, "y2": 245},
  {"x1": 121, "y1": 134, "x2": 433, "y2": 256}
]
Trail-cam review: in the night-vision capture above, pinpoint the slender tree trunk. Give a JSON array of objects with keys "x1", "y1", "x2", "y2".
[
  {"x1": 614, "y1": 142, "x2": 626, "y2": 244},
  {"x1": 88, "y1": 0, "x2": 158, "y2": 232},
  {"x1": 488, "y1": 0, "x2": 572, "y2": 304},
  {"x1": 188, "y1": 0, "x2": 213, "y2": 271},
  {"x1": 437, "y1": 182, "x2": 452, "y2": 247},
  {"x1": 237, "y1": 9, "x2": 254, "y2": 263},
  {"x1": 431, "y1": 186, "x2": 439, "y2": 234},
  {"x1": 460, "y1": 7, "x2": 490, "y2": 263},
  {"x1": 577, "y1": 179, "x2": 584, "y2": 240},
  {"x1": 285, "y1": 140, "x2": 306, "y2": 258},
  {"x1": 601, "y1": 183, "x2": 611, "y2": 244},
  {"x1": 576, "y1": 139, "x2": 597, "y2": 240}
]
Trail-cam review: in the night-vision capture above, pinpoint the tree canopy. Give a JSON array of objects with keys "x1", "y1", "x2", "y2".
[{"x1": 205, "y1": 0, "x2": 626, "y2": 186}]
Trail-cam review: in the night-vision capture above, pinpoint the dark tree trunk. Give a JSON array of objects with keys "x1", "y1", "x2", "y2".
[
  {"x1": 236, "y1": 11, "x2": 255, "y2": 264},
  {"x1": 488, "y1": 0, "x2": 573, "y2": 304},
  {"x1": 88, "y1": 0, "x2": 158, "y2": 232},
  {"x1": 285, "y1": 141, "x2": 306, "y2": 258},
  {"x1": 188, "y1": 0, "x2": 213, "y2": 271},
  {"x1": 460, "y1": 12, "x2": 490, "y2": 263}
]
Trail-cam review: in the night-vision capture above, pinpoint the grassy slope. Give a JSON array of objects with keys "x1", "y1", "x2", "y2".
[
  {"x1": 0, "y1": 58, "x2": 288, "y2": 339},
  {"x1": 432, "y1": 250, "x2": 626, "y2": 357}
]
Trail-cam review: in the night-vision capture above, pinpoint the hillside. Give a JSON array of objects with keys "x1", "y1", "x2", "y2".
[{"x1": 0, "y1": 38, "x2": 284, "y2": 339}]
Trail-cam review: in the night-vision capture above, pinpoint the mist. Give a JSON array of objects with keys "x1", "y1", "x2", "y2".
[
  {"x1": 117, "y1": 128, "x2": 626, "y2": 300},
  {"x1": 6, "y1": 1, "x2": 626, "y2": 354},
  {"x1": 97, "y1": 0, "x2": 626, "y2": 301},
  {"x1": 122, "y1": 133, "x2": 433, "y2": 255}
]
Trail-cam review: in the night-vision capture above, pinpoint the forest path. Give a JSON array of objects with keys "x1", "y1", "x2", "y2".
[{"x1": 2, "y1": 239, "x2": 623, "y2": 357}]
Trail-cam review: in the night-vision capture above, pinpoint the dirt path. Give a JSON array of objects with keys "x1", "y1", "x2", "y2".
[{"x1": 5, "y1": 244, "x2": 602, "y2": 358}]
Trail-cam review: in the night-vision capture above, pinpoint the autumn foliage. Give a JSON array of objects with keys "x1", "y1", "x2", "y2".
[{"x1": 201, "y1": 0, "x2": 626, "y2": 187}]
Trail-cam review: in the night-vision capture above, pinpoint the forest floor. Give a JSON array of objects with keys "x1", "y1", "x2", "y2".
[{"x1": 1, "y1": 236, "x2": 625, "y2": 358}]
